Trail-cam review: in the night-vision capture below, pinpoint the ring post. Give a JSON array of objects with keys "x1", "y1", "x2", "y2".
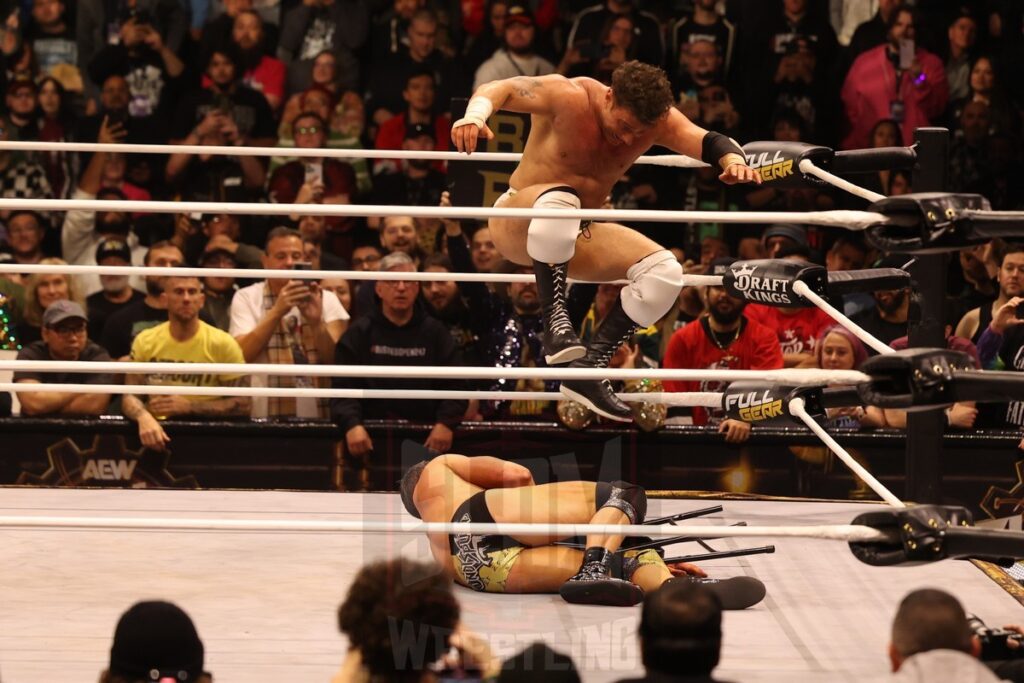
[{"x1": 906, "y1": 127, "x2": 950, "y2": 503}]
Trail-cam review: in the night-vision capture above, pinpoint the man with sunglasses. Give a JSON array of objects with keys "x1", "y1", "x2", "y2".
[{"x1": 13, "y1": 300, "x2": 114, "y2": 416}]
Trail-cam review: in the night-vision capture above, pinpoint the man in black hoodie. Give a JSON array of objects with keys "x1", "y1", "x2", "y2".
[{"x1": 331, "y1": 251, "x2": 466, "y2": 459}]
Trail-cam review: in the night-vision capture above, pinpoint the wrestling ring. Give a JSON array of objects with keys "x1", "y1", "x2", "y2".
[{"x1": 2, "y1": 134, "x2": 1024, "y2": 682}]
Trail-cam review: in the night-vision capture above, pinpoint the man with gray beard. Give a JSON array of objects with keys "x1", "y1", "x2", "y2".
[{"x1": 85, "y1": 238, "x2": 144, "y2": 340}]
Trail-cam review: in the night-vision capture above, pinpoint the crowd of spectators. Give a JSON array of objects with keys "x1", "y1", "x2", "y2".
[
  {"x1": 90, "y1": 562, "x2": 1024, "y2": 682},
  {"x1": 1, "y1": 0, "x2": 1024, "y2": 484}
]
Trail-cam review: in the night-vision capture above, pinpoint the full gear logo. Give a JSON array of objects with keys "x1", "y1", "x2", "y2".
[
  {"x1": 743, "y1": 150, "x2": 794, "y2": 182},
  {"x1": 16, "y1": 435, "x2": 198, "y2": 489},
  {"x1": 729, "y1": 263, "x2": 794, "y2": 305}
]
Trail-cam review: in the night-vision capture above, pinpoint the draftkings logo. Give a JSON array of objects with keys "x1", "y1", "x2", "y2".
[
  {"x1": 981, "y1": 460, "x2": 1024, "y2": 530},
  {"x1": 16, "y1": 435, "x2": 198, "y2": 489},
  {"x1": 729, "y1": 263, "x2": 794, "y2": 304}
]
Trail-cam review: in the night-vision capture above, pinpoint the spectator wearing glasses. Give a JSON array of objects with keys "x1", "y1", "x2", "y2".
[
  {"x1": 268, "y1": 111, "x2": 358, "y2": 241},
  {"x1": 13, "y1": 300, "x2": 114, "y2": 416},
  {"x1": 230, "y1": 227, "x2": 348, "y2": 420},
  {"x1": 331, "y1": 251, "x2": 466, "y2": 460}
]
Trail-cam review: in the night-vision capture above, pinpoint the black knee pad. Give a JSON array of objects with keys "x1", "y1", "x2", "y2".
[{"x1": 595, "y1": 480, "x2": 647, "y2": 524}]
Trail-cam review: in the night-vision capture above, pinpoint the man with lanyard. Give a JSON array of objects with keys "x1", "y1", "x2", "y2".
[{"x1": 473, "y1": 5, "x2": 556, "y2": 90}]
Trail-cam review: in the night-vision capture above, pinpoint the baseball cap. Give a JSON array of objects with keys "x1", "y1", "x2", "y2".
[
  {"x1": 505, "y1": 4, "x2": 534, "y2": 26},
  {"x1": 762, "y1": 224, "x2": 808, "y2": 247},
  {"x1": 95, "y1": 238, "x2": 131, "y2": 264},
  {"x1": 405, "y1": 122, "x2": 434, "y2": 140},
  {"x1": 42, "y1": 300, "x2": 88, "y2": 327},
  {"x1": 109, "y1": 601, "x2": 205, "y2": 682}
]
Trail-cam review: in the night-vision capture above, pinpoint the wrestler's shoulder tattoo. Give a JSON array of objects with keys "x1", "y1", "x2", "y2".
[{"x1": 511, "y1": 76, "x2": 545, "y2": 98}]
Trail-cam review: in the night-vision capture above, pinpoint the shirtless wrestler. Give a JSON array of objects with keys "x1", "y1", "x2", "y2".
[
  {"x1": 451, "y1": 61, "x2": 760, "y2": 421},
  {"x1": 401, "y1": 454, "x2": 711, "y2": 607}
]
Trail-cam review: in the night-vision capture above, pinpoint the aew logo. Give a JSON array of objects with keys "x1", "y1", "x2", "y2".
[
  {"x1": 16, "y1": 434, "x2": 198, "y2": 489},
  {"x1": 744, "y1": 150, "x2": 794, "y2": 182},
  {"x1": 729, "y1": 263, "x2": 793, "y2": 304},
  {"x1": 723, "y1": 388, "x2": 784, "y2": 422}
]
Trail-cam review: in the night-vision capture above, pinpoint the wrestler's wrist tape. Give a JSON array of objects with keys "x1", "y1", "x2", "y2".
[
  {"x1": 453, "y1": 96, "x2": 494, "y2": 130},
  {"x1": 701, "y1": 131, "x2": 745, "y2": 170}
]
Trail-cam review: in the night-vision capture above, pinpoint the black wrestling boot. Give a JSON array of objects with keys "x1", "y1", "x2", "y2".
[
  {"x1": 533, "y1": 260, "x2": 586, "y2": 364},
  {"x1": 560, "y1": 547, "x2": 644, "y2": 607},
  {"x1": 664, "y1": 575, "x2": 767, "y2": 610},
  {"x1": 560, "y1": 299, "x2": 636, "y2": 422}
]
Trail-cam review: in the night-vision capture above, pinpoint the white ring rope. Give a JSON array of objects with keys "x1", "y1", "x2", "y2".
[
  {"x1": 788, "y1": 397, "x2": 905, "y2": 508},
  {"x1": 799, "y1": 159, "x2": 887, "y2": 203},
  {"x1": 0, "y1": 262, "x2": 719, "y2": 287},
  {"x1": 0, "y1": 196, "x2": 889, "y2": 230},
  {"x1": 0, "y1": 382, "x2": 723, "y2": 407},
  {"x1": 0, "y1": 140, "x2": 708, "y2": 169},
  {"x1": 792, "y1": 281, "x2": 894, "y2": 355},
  {"x1": 0, "y1": 360, "x2": 871, "y2": 384},
  {"x1": 0, "y1": 514, "x2": 893, "y2": 542}
]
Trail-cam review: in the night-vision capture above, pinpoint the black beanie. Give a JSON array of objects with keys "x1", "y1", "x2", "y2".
[{"x1": 109, "y1": 601, "x2": 205, "y2": 682}]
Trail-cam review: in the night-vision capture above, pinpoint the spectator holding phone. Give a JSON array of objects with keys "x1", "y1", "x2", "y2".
[
  {"x1": 230, "y1": 227, "x2": 348, "y2": 420},
  {"x1": 841, "y1": 4, "x2": 947, "y2": 149},
  {"x1": 268, "y1": 111, "x2": 358, "y2": 233}
]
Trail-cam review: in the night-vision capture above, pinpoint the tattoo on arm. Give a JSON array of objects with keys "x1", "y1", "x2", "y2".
[{"x1": 511, "y1": 77, "x2": 543, "y2": 99}]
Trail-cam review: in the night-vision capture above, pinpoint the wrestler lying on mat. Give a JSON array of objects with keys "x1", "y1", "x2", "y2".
[{"x1": 400, "y1": 455, "x2": 765, "y2": 608}]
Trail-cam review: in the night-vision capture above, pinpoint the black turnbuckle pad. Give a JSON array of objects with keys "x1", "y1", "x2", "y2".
[
  {"x1": 721, "y1": 259, "x2": 827, "y2": 307},
  {"x1": 866, "y1": 192, "x2": 991, "y2": 254},
  {"x1": 741, "y1": 141, "x2": 834, "y2": 188},
  {"x1": 721, "y1": 381, "x2": 825, "y2": 424},
  {"x1": 849, "y1": 505, "x2": 974, "y2": 567},
  {"x1": 857, "y1": 348, "x2": 974, "y2": 410}
]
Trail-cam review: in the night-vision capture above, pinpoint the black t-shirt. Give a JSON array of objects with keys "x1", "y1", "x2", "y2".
[
  {"x1": 171, "y1": 84, "x2": 277, "y2": 142},
  {"x1": 87, "y1": 289, "x2": 145, "y2": 341},
  {"x1": 13, "y1": 340, "x2": 114, "y2": 383},
  {"x1": 849, "y1": 307, "x2": 908, "y2": 351},
  {"x1": 370, "y1": 169, "x2": 446, "y2": 209},
  {"x1": 88, "y1": 45, "x2": 175, "y2": 121},
  {"x1": 367, "y1": 50, "x2": 467, "y2": 116},
  {"x1": 100, "y1": 299, "x2": 167, "y2": 359}
]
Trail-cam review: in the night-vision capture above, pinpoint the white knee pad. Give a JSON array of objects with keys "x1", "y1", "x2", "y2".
[
  {"x1": 526, "y1": 188, "x2": 582, "y2": 264},
  {"x1": 621, "y1": 250, "x2": 684, "y2": 327}
]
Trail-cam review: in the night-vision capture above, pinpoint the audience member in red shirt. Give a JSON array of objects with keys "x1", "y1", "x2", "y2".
[
  {"x1": 743, "y1": 249, "x2": 832, "y2": 367},
  {"x1": 268, "y1": 111, "x2": 357, "y2": 234},
  {"x1": 664, "y1": 259, "x2": 783, "y2": 442}
]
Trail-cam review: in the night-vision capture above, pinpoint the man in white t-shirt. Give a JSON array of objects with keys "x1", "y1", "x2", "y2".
[{"x1": 230, "y1": 226, "x2": 348, "y2": 418}]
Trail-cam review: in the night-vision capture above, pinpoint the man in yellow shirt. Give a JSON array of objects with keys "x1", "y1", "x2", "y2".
[{"x1": 123, "y1": 274, "x2": 250, "y2": 451}]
